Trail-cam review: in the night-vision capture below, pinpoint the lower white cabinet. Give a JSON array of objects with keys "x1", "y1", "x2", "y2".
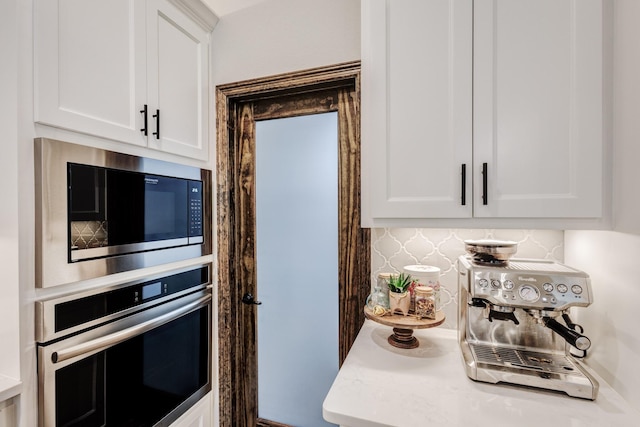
[
  {"x1": 171, "y1": 393, "x2": 212, "y2": 427},
  {"x1": 0, "y1": 399, "x2": 16, "y2": 427}
]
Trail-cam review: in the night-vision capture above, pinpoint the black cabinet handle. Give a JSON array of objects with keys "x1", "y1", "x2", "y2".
[
  {"x1": 140, "y1": 105, "x2": 148, "y2": 136},
  {"x1": 461, "y1": 164, "x2": 467, "y2": 206},
  {"x1": 482, "y1": 162, "x2": 488, "y2": 205},
  {"x1": 152, "y1": 109, "x2": 160, "y2": 140}
]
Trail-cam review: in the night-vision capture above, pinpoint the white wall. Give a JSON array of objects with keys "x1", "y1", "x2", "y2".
[
  {"x1": 211, "y1": 0, "x2": 360, "y2": 85},
  {"x1": 610, "y1": 0, "x2": 640, "y2": 235},
  {"x1": 564, "y1": 0, "x2": 640, "y2": 406},
  {"x1": 565, "y1": 231, "x2": 640, "y2": 404},
  {"x1": 0, "y1": 0, "x2": 21, "y2": 384}
]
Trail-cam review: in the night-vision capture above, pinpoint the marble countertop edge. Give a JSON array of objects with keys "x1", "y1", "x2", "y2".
[{"x1": 0, "y1": 375, "x2": 22, "y2": 402}]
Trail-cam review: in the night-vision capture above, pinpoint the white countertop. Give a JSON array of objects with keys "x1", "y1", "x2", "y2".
[
  {"x1": 0, "y1": 375, "x2": 21, "y2": 402},
  {"x1": 323, "y1": 320, "x2": 639, "y2": 427}
]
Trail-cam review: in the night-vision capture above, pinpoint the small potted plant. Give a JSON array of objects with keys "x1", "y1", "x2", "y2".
[{"x1": 388, "y1": 272, "x2": 412, "y2": 316}]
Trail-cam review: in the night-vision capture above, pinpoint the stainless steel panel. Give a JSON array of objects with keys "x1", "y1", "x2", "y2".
[
  {"x1": 34, "y1": 138, "x2": 212, "y2": 288},
  {"x1": 35, "y1": 263, "x2": 211, "y2": 343},
  {"x1": 70, "y1": 238, "x2": 190, "y2": 261}
]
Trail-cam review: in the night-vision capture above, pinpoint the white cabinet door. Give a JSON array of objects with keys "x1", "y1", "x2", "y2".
[
  {"x1": 362, "y1": 0, "x2": 605, "y2": 224},
  {"x1": 35, "y1": 0, "x2": 213, "y2": 161},
  {"x1": 473, "y1": 0, "x2": 603, "y2": 218},
  {"x1": 34, "y1": 0, "x2": 147, "y2": 146},
  {"x1": 363, "y1": 0, "x2": 473, "y2": 219},
  {"x1": 170, "y1": 393, "x2": 211, "y2": 427},
  {"x1": 146, "y1": 0, "x2": 210, "y2": 160}
]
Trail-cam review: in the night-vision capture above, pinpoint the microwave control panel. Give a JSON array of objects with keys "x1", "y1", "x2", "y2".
[{"x1": 188, "y1": 180, "x2": 203, "y2": 240}]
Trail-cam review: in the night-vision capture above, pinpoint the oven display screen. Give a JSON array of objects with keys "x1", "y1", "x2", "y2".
[{"x1": 142, "y1": 282, "x2": 162, "y2": 300}]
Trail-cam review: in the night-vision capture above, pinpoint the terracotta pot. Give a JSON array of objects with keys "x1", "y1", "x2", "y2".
[{"x1": 389, "y1": 291, "x2": 410, "y2": 316}]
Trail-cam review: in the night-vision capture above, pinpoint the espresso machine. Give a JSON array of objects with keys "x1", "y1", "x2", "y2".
[{"x1": 458, "y1": 240, "x2": 599, "y2": 400}]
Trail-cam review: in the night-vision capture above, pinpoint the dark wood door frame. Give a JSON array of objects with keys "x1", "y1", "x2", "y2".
[{"x1": 216, "y1": 61, "x2": 370, "y2": 427}]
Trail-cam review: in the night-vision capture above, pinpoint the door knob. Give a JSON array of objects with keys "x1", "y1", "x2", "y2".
[{"x1": 242, "y1": 293, "x2": 262, "y2": 305}]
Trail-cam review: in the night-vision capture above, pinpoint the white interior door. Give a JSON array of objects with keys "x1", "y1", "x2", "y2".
[{"x1": 255, "y1": 113, "x2": 339, "y2": 427}]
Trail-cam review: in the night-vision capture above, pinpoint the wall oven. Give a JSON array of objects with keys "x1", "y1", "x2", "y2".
[
  {"x1": 36, "y1": 264, "x2": 212, "y2": 427},
  {"x1": 35, "y1": 138, "x2": 212, "y2": 288}
]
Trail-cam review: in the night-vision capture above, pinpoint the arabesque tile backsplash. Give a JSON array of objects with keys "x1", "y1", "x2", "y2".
[{"x1": 371, "y1": 229, "x2": 564, "y2": 329}]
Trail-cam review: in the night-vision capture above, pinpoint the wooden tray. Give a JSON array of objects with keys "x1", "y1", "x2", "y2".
[{"x1": 364, "y1": 306, "x2": 445, "y2": 349}]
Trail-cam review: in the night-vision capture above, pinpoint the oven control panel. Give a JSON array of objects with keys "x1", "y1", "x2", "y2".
[{"x1": 36, "y1": 264, "x2": 211, "y2": 343}]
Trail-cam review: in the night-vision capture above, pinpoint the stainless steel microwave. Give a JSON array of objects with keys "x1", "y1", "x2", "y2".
[{"x1": 35, "y1": 138, "x2": 212, "y2": 288}]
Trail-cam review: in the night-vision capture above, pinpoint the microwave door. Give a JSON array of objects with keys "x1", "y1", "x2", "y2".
[
  {"x1": 107, "y1": 171, "x2": 189, "y2": 245},
  {"x1": 68, "y1": 164, "x2": 106, "y2": 222},
  {"x1": 107, "y1": 169, "x2": 145, "y2": 246},
  {"x1": 69, "y1": 168, "x2": 191, "y2": 262},
  {"x1": 142, "y1": 175, "x2": 189, "y2": 242}
]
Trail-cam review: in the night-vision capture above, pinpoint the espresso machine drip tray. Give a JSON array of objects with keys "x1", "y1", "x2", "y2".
[
  {"x1": 462, "y1": 340, "x2": 597, "y2": 399},
  {"x1": 470, "y1": 343, "x2": 581, "y2": 376}
]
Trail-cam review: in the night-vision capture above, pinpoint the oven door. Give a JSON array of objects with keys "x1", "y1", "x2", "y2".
[{"x1": 37, "y1": 290, "x2": 211, "y2": 427}]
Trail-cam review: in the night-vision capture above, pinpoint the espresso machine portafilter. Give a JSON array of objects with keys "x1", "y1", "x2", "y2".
[{"x1": 457, "y1": 245, "x2": 599, "y2": 400}]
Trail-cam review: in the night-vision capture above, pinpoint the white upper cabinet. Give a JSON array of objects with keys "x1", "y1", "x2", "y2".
[
  {"x1": 362, "y1": 0, "x2": 473, "y2": 219},
  {"x1": 34, "y1": 0, "x2": 217, "y2": 161},
  {"x1": 362, "y1": 0, "x2": 606, "y2": 226},
  {"x1": 146, "y1": 0, "x2": 211, "y2": 159},
  {"x1": 473, "y1": 0, "x2": 603, "y2": 218},
  {"x1": 34, "y1": 0, "x2": 147, "y2": 147}
]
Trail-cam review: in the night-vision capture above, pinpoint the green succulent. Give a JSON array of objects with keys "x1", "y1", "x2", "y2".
[{"x1": 388, "y1": 273, "x2": 412, "y2": 294}]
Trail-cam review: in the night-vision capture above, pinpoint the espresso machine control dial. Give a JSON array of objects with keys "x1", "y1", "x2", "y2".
[{"x1": 518, "y1": 284, "x2": 540, "y2": 303}]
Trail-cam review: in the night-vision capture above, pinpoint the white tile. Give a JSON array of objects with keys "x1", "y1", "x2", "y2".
[{"x1": 371, "y1": 228, "x2": 564, "y2": 330}]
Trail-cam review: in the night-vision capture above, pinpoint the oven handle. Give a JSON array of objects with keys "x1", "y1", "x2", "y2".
[{"x1": 51, "y1": 294, "x2": 211, "y2": 364}]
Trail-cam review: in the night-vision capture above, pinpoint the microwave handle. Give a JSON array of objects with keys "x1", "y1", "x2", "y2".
[{"x1": 51, "y1": 294, "x2": 210, "y2": 364}]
